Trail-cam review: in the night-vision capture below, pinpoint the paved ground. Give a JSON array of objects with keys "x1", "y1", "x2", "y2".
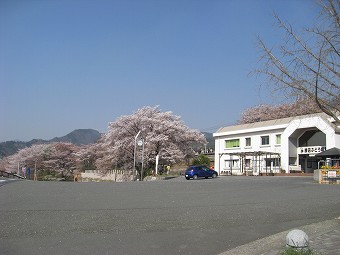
[
  {"x1": 1, "y1": 176, "x2": 340, "y2": 255},
  {"x1": 220, "y1": 217, "x2": 340, "y2": 255}
]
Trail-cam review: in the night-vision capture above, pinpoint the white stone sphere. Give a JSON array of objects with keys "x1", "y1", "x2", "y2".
[{"x1": 286, "y1": 229, "x2": 309, "y2": 248}]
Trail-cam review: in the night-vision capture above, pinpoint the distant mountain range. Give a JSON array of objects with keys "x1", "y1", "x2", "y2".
[
  {"x1": 49, "y1": 129, "x2": 102, "y2": 145},
  {"x1": 0, "y1": 129, "x2": 102, "y2": 159},
  {"x1": 0, "y1": 129, "x2": 213, "y2": 159}
]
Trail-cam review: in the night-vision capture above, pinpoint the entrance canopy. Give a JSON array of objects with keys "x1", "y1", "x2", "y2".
[{"x1": 315, "y1": 147, "x2": 340, "y2": 157}]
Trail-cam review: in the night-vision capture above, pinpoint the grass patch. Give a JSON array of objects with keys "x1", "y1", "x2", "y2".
[{"x1": 280, "y1": 247, "x2": 322, "y2": 255}]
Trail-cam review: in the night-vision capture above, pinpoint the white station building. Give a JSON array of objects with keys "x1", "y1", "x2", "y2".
[{"x1": 213, "y1": 113, "x2": 340, "y2": 175}]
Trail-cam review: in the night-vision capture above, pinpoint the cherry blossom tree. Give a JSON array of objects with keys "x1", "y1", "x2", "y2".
[
  {"x1": 256, "y1": 0, "x2": 340, "y2": 124},
  {"x1": 238, "y1": 97, "x2": 321, "y2": 124},
  {"x1": 0, "y1": 143, "x2": 79, "y2": 179},
  {"x1": 95, "y1": 106, "x2": 207, "y2": 178},
  {"x1": 0, "y1": 144, "x2": 50, "y2": 173},
  {"x1": 41, "y1": 143, "x2": 79, "y2": 175},
  {"x1": 74, "y1": 144, "x2": 99, "y2": 171}
]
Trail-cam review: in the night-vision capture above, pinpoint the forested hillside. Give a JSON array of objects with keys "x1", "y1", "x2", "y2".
[{"x1": 0, "y1": 129, "x2": 101, "y2": 159}]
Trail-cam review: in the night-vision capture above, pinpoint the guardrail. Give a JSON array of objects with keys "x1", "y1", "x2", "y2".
[{"x1": 0, "y1": 170, "x2": 25, "y2": 179}]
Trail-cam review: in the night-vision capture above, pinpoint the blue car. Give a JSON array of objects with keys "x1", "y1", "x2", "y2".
[{"x1": 185, "y1": 165, "x2": 218, "y2": 180}]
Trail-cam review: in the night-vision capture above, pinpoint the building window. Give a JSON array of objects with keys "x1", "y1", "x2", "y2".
[
  {"x1": 245, "y1": 137, "x2": 251, "y2": 147},
  {"x1": 265, "y1": 158, "x2": 280, "y2": 167},
  {"x1": 225, "y1": 139, "x2": 240, "y2": 148},
  {"x1": 276, "y1": 134, "x2": 281, "y2": 145},
  {"x1": 274, "y1": 158, "x2": 280, "y2": 167},
  {"x1": 261, "y1": 135, "x2": 270, "y2": 145},
  {"x1": 225, "y1": 159, "x2": 240, "y2": 169}
]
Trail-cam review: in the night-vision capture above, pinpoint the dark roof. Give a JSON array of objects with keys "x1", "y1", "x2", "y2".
[{"x1": 315, "y1": 147, "x2": 340, "y2": 157}]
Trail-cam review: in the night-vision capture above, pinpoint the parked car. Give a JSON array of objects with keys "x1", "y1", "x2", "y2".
[{"x1": 185, "y1": 165, "x2": 218, "y2": 180}]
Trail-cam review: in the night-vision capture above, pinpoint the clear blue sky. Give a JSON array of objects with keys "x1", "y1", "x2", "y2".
[{"x1": 0, "y1": 0, "x2": 318, "y2": 142}]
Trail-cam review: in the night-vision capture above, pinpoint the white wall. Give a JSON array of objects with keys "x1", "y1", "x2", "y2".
[{"x1": 214, "y1": 128, "x2": 284, "y2": 174}]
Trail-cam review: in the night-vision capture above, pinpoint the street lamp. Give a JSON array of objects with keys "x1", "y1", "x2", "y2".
[{"x1": 137, "y1": 138, "x2": 145, "y2": 181}]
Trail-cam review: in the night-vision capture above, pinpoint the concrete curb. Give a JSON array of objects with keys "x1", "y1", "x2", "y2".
[{"x1": 218, "y1": 218, "x2": 340, "y2": 255}]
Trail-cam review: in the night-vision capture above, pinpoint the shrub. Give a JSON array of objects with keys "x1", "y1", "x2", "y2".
[
  {"x1": 280, "y1": 247, "x2": 322, "y2": 255},
  {"x1": 191, "y1": 154, "x2": 211, "y2": 166}
]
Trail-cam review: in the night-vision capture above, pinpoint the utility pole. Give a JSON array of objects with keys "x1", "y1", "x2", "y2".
[
  {"x1": 139, "y1": 138, "x2": 144, "y2": 181},
  {"x1": 133, "y1": 131, "x2": 141, "y2": 181}
]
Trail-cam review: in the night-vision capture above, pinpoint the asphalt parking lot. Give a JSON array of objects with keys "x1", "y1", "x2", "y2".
[{"x1": 1, "y1": 176, "x2": 340, "y2": 255}]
